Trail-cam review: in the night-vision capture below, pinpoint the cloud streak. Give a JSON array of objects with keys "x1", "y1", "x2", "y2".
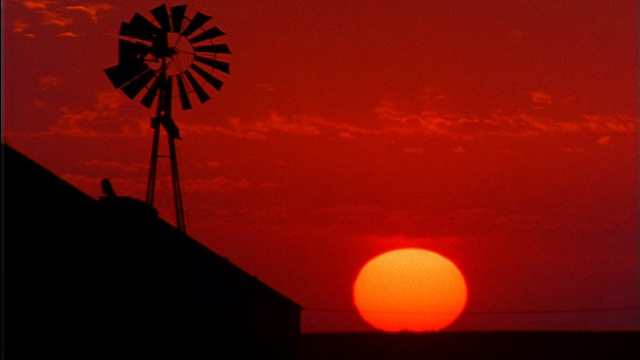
[
  {"x1": 209, "y1": 92, "x2": 633, "y2": 145},
  {"x1": 65, "y1": 4, "x2": 113, "y2": 22},
  {"x1": 184, "y1": 177, "x2": 251, "y2": 193},
  {"x1": 15, "y1": 0, "x2": 113, "y2": 37},
  {"x1": 374, "y1": 101, "x2": 635, "y2": 139},
  {"x1": 43, "y1": 91, "x2": 149, "y2": 138}
]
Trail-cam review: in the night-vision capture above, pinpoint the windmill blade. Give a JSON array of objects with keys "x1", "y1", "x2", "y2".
[
  {"x1": 184, "y1": 70, "x2": 211, "y2": 103},
  {"x1": 181, "y1": 12, "x2": 212, "y2": 37},
  {"x1": 121, "y1": 69, "x2": 156, "y2": 99},
  {"x1": 104, "y1": 63, "x2": 149, "y2": 89},
  {"x1": 129, "y1": 13, "x2": 161, "y2": 40},
  {"x1": 170, "y1": 5, "x2": 187, "y2": 33},
  {"x1": 193, "y1": 55, "x2": 230, "y2": 74},
  {"x1": 189, "y1": 26, "x2": 225, "y2": 44},
  {"x1": 141, "y1": 76, "x2": 162, "y2": 108},
  {"x1": 191, "y1": 63, "x2": 223, "y2": 91},
  {"x1": 119, "y1": 22, "x2": 155, "y2": 42},
  {"x1": 193, "y1": 44, "x2": 231, "y2": 54},
  {"x1": 176, "y1": 74, "x2": 192, "y2": 110},
  {"x1": 151, "y1": 4, "x2": 171, "y2": 32},
  {"x1": 118, "y1": 39, "x2": 150, "y2": 64}
]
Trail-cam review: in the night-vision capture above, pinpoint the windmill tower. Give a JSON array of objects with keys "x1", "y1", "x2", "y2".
[{"x1": 104, "y1": 4, "x2": 231, "y2": 233}]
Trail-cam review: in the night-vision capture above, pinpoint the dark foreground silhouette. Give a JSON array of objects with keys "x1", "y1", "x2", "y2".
[
  {"x1": 296, "y1": 331, "x2": 638, "y2": 359},
  {"x1": 4, "y1": 143, "x2": 300, "y2": 359}
]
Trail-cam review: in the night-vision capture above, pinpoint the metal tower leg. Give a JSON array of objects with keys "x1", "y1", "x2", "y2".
[
  {"x1": 145, "y1": 123, "x2": 161, "y2": 205},
  {"x1": 168, "y1": 134, "x2": 186, "y2": 233}
]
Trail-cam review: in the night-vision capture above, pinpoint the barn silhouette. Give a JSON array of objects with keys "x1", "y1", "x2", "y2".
[{"x1": 4, "y1": 143, "x2": 301, "y2": 359}]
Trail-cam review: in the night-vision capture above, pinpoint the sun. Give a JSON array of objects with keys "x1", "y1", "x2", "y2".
[{"x1": 353, "y1": 248, "x2": 468, "y2": 332}]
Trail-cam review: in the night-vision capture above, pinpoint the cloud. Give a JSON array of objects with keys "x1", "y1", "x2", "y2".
[
  {"x1": 581, "y1": 115, "x2": 635, "y2": 133},
  {"x1": 210, "y1": 113, "x2": 375, "y2": 139},
  {"x1": 254, "y1": 113, "x2": 322, "y2": 136},
  {"x1": 531, "y1": 91, "x2": 552, "y2": 105},
  {"x1": 338, "y1": 132, "x2": 354, "y2": 139},
  {"x1": 204, "y1": 99, "x2": 633, "y2": 145},
  {"x1": 41, "y1": 10, "x2": 73, "y2": 26},
  {"x1": 45, "y1": 91, "x2": 149, "y2": 138},
  {"x1": 19, "y1": 0, "x2": 73, "y2": 28},
  {"x1": 65, "y1": 4, "x2": 113, "y2": 23},
  {"x1": 373, "y1": 101, "x2": 635, "y2": 139},
  {"x1": 22, "y1": 1, "x2": 50, "y2": 10},
  {"x1": 12, "y1": 19, "x2": 36, "y2": 37},
  {"x1": 56, "y1": 31, "x2": 79, "y2": 37},
  {"x1": 16, "y1": 1, "x2": 113, "y2": 37},
  {"x1": 277, "y1": 114, "x2": 327, "y2": 135},
  {"x1": 184, "y1": 177, "x2": 251, "y2": 193},
  {"x1": 39, "y1": 76, "x2": 60, "y2": 89},
  {"x1": 597, "y1": 136, "x2": 612, "y2": 145}
]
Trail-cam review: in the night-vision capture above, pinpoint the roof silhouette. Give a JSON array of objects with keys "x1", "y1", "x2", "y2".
[{"x1": 3, "y1": 142, "x2": 301, "y2": 359}]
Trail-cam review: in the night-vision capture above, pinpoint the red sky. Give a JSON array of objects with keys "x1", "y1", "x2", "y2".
[{"x1": 3, "y1": 0, "x2": 637, "y2": 332}]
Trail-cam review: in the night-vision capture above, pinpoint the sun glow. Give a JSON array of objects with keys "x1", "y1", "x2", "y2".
[{"x1": 353, "y1": 248, "x2": 468, "y2": 332}]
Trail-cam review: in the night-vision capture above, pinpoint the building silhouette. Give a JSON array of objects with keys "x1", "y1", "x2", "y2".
[{"x1": 3, "y1": 143, "x2": 302, "y2": 359}]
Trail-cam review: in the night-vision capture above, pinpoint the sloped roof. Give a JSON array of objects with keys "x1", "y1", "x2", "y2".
[{"x1": 3, "y1": 142, "x2": 302, "y2": 311}]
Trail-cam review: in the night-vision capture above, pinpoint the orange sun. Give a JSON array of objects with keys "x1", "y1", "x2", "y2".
[{"x1": 353, "y1": 248, "x2": 468, "y2": 332}]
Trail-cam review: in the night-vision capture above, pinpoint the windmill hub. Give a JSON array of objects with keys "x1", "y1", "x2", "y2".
[
  {"x1": 105, "y1": 3, "x2": 231, "y2": 111},
  {"x1": 148, "y1": 32, "x2": 195, "y2": 77},
  {"x1": 149, "y1": 32, "x2": 176, "y2": 58}
]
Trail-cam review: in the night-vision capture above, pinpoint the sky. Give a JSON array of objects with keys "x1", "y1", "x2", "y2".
[{"x1": 3, "y1": 0, "x2": 638, "y2": 332}]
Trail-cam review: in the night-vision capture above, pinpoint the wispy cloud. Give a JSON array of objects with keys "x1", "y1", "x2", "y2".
[
  {"x1": 17, "y1": 0, "x2": 72, "y2": 37},
  {"x1": 44, "y1": 91, "x2": 149, "y2": 138},
  {"x1": 56, "y1": 31, "x2": 79, "y2": 37},
  {"x1": 580, "y1": 115, "x2": 635, "y2": 133},
  {"x1": 38, "y1": 76, "x2": 60, "y2": 89},
  {"x1": 22, "y1": 1, "x2": 51, "y2": 10},
  {"x1": 12, "y1": 19, "x2": 36, "y2": 37},
  {"x1": 208, "y1": 113, "x2": 376, "y2": 140},
  {"x1": 531, "y1": 91, "x2": 552, "y2": 105},
  {"x1": 597, "y1": 136, "x2": 612, "y2": 145},
  {"x1": 41, "y1": 10, "x2": 73, "y2": 26},
  {"x1": 184, "y1": 177, "x2": 251, "y2": 193},
  {"x1": 374, "y1": 101, "x2": 635, "y2": 139},
  {"x1": 188, "y1": 93, "x2": 633, "y2": 147},
  {"x1": 65, "y1": 3, "x2": 113, "y2": 23},
  {"x1": 16, "y1": 1, "x2": 113, "y2": 37}
]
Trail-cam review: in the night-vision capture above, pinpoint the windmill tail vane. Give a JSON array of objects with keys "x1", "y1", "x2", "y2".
[{"x1": 104, "y1": 4, "x2": 231, "y2": 233}]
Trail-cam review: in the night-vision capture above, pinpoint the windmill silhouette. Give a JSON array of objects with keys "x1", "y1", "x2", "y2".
[{"x1": 105, "y1": 4, "x2": 231, "y2": 233}]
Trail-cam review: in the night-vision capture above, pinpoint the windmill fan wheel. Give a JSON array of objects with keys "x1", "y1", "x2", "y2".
[{"x1": 104, "y1": 4, "x2": 231, "y2": 111}]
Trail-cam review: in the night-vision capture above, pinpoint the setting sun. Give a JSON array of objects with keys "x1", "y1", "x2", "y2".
[{"x1": 353, "y1": 248, "x2": 468, "y2": 332}]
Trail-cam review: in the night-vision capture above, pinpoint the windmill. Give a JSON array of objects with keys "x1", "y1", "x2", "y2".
[{"x1": 104, "y1": 4, "x2": 231, "y2": 233}]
